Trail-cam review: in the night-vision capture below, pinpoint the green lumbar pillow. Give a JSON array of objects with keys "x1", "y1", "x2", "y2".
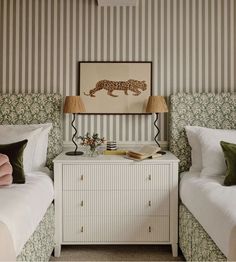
[
  {"x1": 0, "y1": 139, "x2": 28, "y2": 184},
  {"x1": 220, "y1": 141, "x2": 236, "y2": 186}
]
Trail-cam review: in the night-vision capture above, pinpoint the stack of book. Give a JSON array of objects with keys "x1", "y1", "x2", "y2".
[{"x1": 126, "y1": 145, "x2": 162, "y2": 160}]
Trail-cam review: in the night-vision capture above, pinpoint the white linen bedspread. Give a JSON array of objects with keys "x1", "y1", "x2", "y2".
[
  {"x1": 180, "y1": 172, "x2": 236, "y2": 261},
  {"x1": 0, "y1": 171, "x2": 54, "y2": 257},
  {"x1": 0, "y1": 221, "x2": 15, "y2": 261}
]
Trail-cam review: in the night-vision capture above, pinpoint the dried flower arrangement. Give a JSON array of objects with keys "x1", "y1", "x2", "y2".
[{"x1": 77, "y1": 133, "x2": 105, "y2": 156}]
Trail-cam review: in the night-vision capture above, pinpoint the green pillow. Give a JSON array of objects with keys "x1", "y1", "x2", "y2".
[
  {"x1": 0, "y1": 140, "x2": 28, "y2": 184},
  {"x1": 220, "y1": 141, "x2": 236, "y2": 186}
]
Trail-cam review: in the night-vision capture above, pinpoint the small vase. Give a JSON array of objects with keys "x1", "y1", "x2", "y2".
[{"x1": 87, "y1": 145, "x2": 99, "y2": 157}]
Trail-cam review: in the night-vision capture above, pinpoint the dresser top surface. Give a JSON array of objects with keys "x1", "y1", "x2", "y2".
[{"x1": 53, "y1": 150, "x2": 179, "y2": 163}]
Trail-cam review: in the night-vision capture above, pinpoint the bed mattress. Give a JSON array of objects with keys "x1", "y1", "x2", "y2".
[
  {"x1": 0, "y1": 171, "x2": 54, "y2": 256},
  {"x1": 180, "y1": 172, "x2": 236, "y2": 260}
]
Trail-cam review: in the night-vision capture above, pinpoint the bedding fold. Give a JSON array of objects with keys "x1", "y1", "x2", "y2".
[{"x1": 0, "y1": 221, "x2": 16, "y2": 261}]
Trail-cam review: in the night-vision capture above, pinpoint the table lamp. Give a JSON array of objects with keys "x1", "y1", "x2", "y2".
[
  {"x1": 146, "y1": 96, "x2": 168, "y2": 147},
  {"x1": 64, "y1": 96, "x2": 86, "y2": 155}
]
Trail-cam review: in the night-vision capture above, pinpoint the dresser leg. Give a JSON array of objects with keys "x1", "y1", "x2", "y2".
[
  {"x1": 54, "y1": 245, "x2": 61, "y2": 257},
  {"x1": 171, "y1": 243, "x2": 178, "y2": 257}
]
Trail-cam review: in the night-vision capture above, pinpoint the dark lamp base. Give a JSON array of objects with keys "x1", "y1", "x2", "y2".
[
  {"x1": 65, "y1": 151, "x2": 84, "y2": 156},
  {"x1": 158, "y1": 151, "x2": 166, "y2": 155}
]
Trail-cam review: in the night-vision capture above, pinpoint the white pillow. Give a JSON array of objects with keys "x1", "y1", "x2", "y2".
[
  {"x1": 197, "y1": 128, "x2": 236, "y2": 177},
  {"x1": 0, "y1": 125, "x2": 43, "y2": 172},
  {"x1": 31, "y1": 123, "x2": 52, "y2": 170},
  {"x1": 185, "y1": 126, "x2": 202, "y2": 172}
]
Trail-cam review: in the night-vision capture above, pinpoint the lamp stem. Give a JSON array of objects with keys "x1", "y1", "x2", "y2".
[
  {"x1": 153, "y1": 113, "x2": 160, "y2": 147},
  {"x1": 71, "y1": 113, "x2": 78, "y2": 154},
  {"x1": 65, "y1": 113, "x2": 83, "y2": 156}
]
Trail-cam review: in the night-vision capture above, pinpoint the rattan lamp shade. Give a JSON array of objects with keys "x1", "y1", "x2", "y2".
[
  {"x1": 63, "y1": 96, "x2": 85, "y2": 156},
  {"x1": 146, "y1": 96, "x2": 168, "y2": 113},
  {"x1": 63, "y1": 96, "x2": 85, "y2": 113}
]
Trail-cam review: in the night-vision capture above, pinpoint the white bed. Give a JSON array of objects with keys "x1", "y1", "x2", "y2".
[
  {"x1": 0, "y1": 93, "x2": 62, "y2": 261},
  {"x1": 180, "y1": 171, "x2": 236, "y2": 260},
  {"x1": 169, "y1": 93, "x2": 236, "y2": 261},
  {"x1": 0, "y1": 171, "x2": 54, "y2": 258}
]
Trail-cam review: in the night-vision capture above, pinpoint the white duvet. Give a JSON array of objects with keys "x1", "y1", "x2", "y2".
[
  {"x1": 180, "y1": 172, "x2": 236, "y2": 260},
  {"x1": 0, "y1": 171, "x2": 54, "y2": 256}
]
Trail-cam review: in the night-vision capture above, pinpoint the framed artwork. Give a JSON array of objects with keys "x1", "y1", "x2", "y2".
[{"x1": 79, "y1": 61, "x2": 152, "y2": 114}]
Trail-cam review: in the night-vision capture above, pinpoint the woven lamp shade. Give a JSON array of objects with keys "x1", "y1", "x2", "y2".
[
  {"x1": 63, "y1": 96, "x2": 86, "y2": 113},
  {"x1": 146, "y1": 96, "x2": 168, "y2": 113}
]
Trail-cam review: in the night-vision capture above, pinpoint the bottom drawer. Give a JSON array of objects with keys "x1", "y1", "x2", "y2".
[{"x1": 63, "y1": 216, "x2": 169, "y2": 243}]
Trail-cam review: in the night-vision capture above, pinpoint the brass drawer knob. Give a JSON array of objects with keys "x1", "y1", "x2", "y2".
[
  {"x1": 80, "y1": 200, "x2": 84, "y2": 207},
  {"x1": 149, "y1": 226, "x2": 151, "y2": 233},
  {"x1": 148, "y1": 200, "x2": 151, "y2": 207},
  {"x1": 81, "y1": 226, "x2": 84, "y2": 233},
  {"x1": 80, "y1": 175, "x2": 84, "y2": 181}
]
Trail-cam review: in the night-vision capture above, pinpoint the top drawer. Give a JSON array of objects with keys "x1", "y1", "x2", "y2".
[{"x1": 62, "y1": 163, "x2": 170, "y2": 191}]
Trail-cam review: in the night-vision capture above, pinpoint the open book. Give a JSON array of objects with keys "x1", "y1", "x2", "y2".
[{"x1": 126, "y1": 145, "x2": 161, "y2": 160}]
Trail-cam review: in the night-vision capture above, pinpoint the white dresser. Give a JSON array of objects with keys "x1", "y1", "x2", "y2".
[{"x1": 53, "y1": 151, "x2": 179, "y2": 257}]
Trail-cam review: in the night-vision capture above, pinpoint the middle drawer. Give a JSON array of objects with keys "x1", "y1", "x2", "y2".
[{"x1": 63, "y1": 190, "x2": 169, "y2": 216}]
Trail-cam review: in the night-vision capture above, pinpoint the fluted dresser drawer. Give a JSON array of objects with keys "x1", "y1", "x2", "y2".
[
  {"x1": 63, "y1": 216, "x2": 170, "y2": 243},
  {"x1": 63, "y1": 190, "x2": 170, "y2": 216},
  {"x1": 62, "y1": 164, "x2": 170, "y2": 191}
]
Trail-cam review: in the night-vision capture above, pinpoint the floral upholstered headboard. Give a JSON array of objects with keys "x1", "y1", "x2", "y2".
[
  {"x1": 0, "y1": 93, "x2": 63, "y2": 169},
  {"x1": 169, "y1": 93, "x2": 236, "y2": 173}
]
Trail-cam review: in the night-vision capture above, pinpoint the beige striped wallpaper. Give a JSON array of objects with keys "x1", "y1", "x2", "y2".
[{"x1": 0, "y1": 0, "x2": 235, "y2": 143}]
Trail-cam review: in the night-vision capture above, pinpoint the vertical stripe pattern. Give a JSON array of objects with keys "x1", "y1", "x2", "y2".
[{"x1": 0, "y1": 0, "x2": 235, "y2": 143}]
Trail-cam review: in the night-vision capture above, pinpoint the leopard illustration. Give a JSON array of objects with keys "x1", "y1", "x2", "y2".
[{"x1": 84, "y1": 79, "x2": 147, "y2": 97}]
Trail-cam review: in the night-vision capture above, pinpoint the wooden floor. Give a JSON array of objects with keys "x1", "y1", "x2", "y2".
[{"x1": 51, "y1": 245, "x2": 185, "y2": 261}]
